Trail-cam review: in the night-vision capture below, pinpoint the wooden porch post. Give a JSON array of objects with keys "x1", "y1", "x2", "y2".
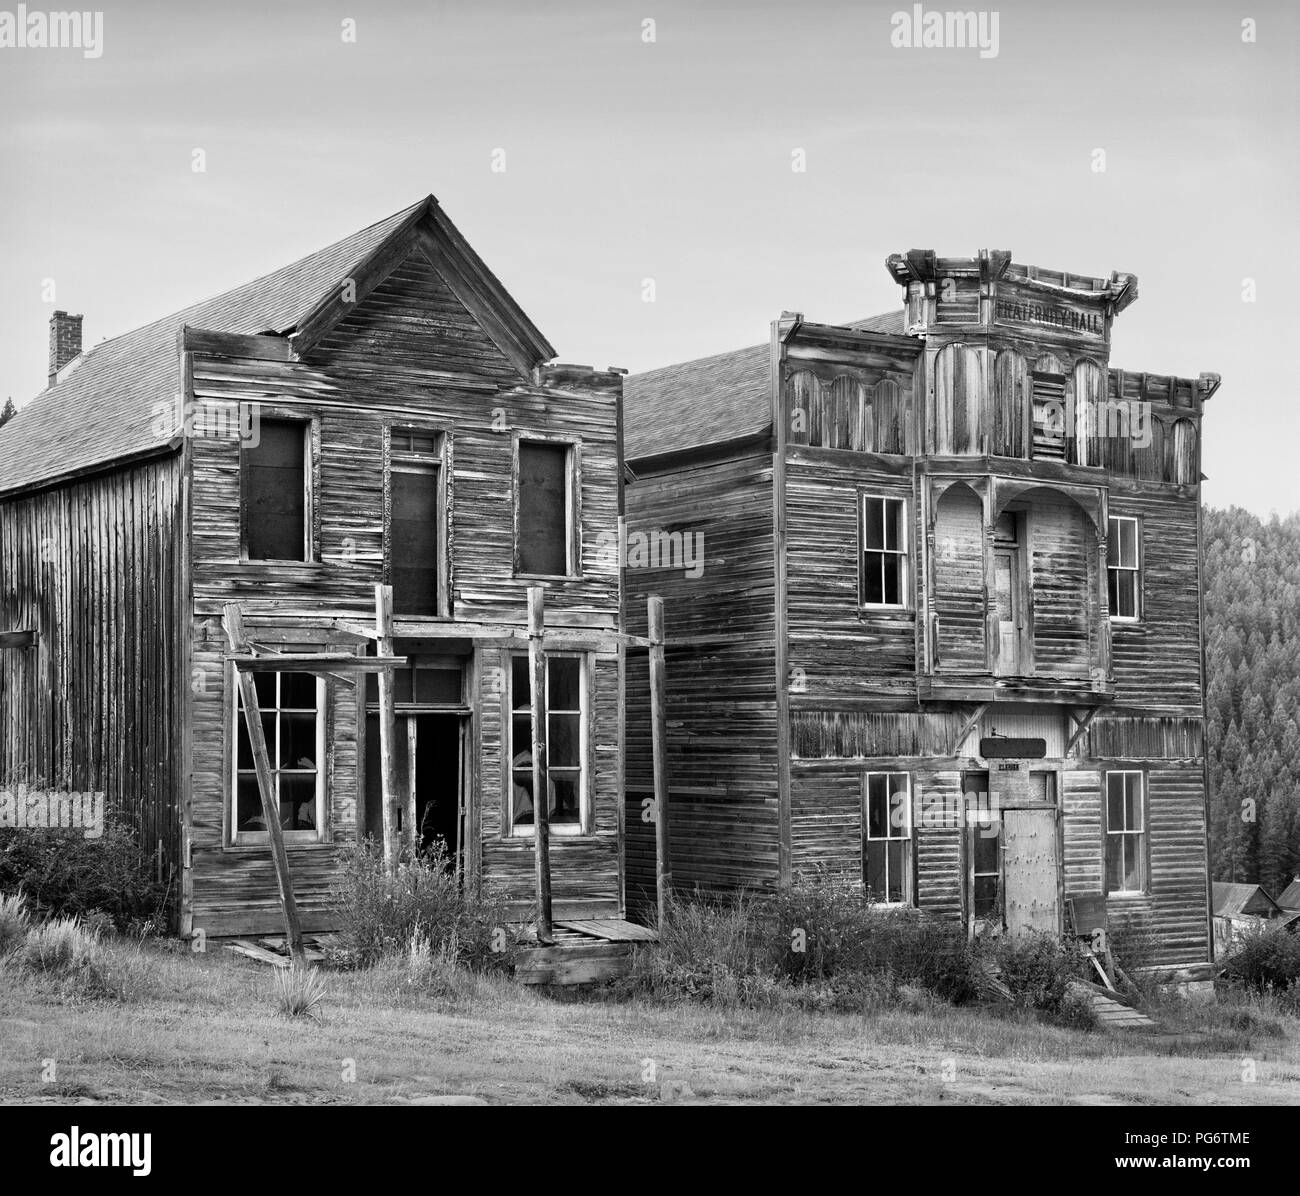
[
  {"x1": 374, "y1": 584, "x2": 401, "y2": 875},
  {"x1": 222, "y1": 603, "x2": 306, "y2": 968},
  {"x1": 527, "y1": 587, "x2": 553, "y2": 942},
  {"x1": 648, "y1": 594, "x2": 672, "y2": 929}
]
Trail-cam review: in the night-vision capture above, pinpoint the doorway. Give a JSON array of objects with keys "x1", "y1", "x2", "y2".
[
  {"x1": 992, "y1": 510, "x2": 1027, "y2": 676},
  {"x1": 365, "y1": 713, "x2": 468, "y2": 873}
]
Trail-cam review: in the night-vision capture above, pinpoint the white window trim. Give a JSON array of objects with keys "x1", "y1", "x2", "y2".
[
  {"x1": 1104, "y1": 770, "x2": 1146, "y2": 896},
  {"x1": 231, "y1": 672, "x2": 327, "y2": 846},
  {"x1": 507, "y1": 651, "x2": 590, "y2": 838},
  {"x1": 860, "y1": 494, "x2": 909, "y2": 610},
  {"x1": 863, "y1": 770, "x2": 913, "y2": 906},
  {"x1": 1107, "y1": 515, "x2": 1141, "y2": 623}
]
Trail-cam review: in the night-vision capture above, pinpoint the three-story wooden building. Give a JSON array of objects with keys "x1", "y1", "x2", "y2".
[
  {"x1": 0, "y1": 196, "x2": 626, "y2": 937},
  {"x1": 624, "y1": 249, "x2": 1216, "y2": 966}
]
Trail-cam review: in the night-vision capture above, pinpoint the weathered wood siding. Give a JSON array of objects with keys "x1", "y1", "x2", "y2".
[
  {"x1": 624, "y1": 452, "x2": 779, "y2": 906},
  {"x1": 0, "y1": 455, "x2": 186, "y2": 873},
  {"x1": 183, "y1": 241, "x2": 623, "y2": 935}
]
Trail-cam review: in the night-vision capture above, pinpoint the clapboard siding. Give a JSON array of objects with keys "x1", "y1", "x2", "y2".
[
  {"x1": 183, "y1": 242, "x2": 623, "y2": 932},
  {"x1": 933, "y1": 483, "x2": 985, "y2": 670},
  {"x1": 1028, "y1": 493, "x2": 1094, "y2": 675},
  {"x1": 0, "y1": 455, "x2": 185, "y2": 876}
]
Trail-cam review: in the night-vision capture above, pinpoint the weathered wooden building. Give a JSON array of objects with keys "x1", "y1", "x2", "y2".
[
  {"x1": 0, "y1": 196, "x2": 626, "y2": 937},
  {"x1": 624, "y1": 250, "x2": 1217, "y2": 966}
]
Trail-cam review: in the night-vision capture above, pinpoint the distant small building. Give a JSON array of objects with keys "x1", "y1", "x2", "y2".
[
  {"x1": 1277, "y1": 878, "x2": 1300, "y2": 911},
  {"x1": 1212, "y1": 881, "x2": 1288, "y2": 955}
]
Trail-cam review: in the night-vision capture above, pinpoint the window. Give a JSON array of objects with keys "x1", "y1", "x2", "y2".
[
  {"x1": 863, "y1": 771, "x2": 911, "y2": 903},
  {"x1": 233, "y1": 672, "x2": 325, "y2": 844},
  {"x1": 243, "y1": 419, "x2": 310, "y2": 561},
  {"x1": 1107, "y1": 516, "x2": 1140, "y2": 620},
  {"x1": 1105, "y1": 771, "x2": 1145, "y2": 894},
  {"x1": 389, "y1": 429, "x2": 443, "y2": 616},
  {"x1": 964, "y1": 770, "x2": 1001, "y2": 921},
  {"x1": 1031, "y1": 372, "x2": 1067, "y2": 460},
  {"x1": 508, "y1": 654, "x2": 586, "y2": 836},
  {"x1": 517, "y1": 440, "x2": 573, "y2": 576},
  {"x1": 861, "y1": 496, "x2": 908, "y2": 607}
]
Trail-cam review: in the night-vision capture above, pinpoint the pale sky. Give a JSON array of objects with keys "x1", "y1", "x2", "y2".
[{"x1": 1, "y1": 0, "x2": 1295, "y2": 515}]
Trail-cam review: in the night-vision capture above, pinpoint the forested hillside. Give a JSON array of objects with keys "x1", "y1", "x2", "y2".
[{"x1": 1203, "y1": 506, "x2": 1300, "y2": 892}]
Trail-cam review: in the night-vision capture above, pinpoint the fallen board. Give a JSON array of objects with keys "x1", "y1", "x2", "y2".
[
  {"x1": 514, "y1": 941, "x2": 638, "y2": 985},
  {"x1": 1066, "y1": 982, "x2": 1156, "y2": 1029},
  {"x1": 556, "y1": 918, "x2": 659, "y2": 943}
]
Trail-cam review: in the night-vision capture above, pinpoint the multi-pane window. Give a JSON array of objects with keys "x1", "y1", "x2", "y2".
[
  {"x1": 1105, "y1": 771, "x2": 1145, "y2": 894},
  {"x1": 389, "y1": 429, "x2": 442, "y2": 616},
  {"x1": 964, "y1": 771, "x2": 1001, "y2": 921},
  {"x1": 517, "y1": 440, "x2": 573, "y2": 576},
  {"x1": 863, "y1": 771, "x2": 911, "y2": 903},
  {"x1": 861, "y1": 496, "x2": 907, "y2": 607},
  {"x1": 1107, "y1": 516, "x2": 1140, "y2": 620},
  {"x1": 509, "y1": 655, "x2": 585, "y2": 836},
  {"x1": 233, "y1": 672, "x2": 325, "y2": 843},
  {"x1": 243, "y1": 419, "x2": 310, "y2": 561}
]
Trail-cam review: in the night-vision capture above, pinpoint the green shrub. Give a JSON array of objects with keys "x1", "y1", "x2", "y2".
[
  {"x1": 328, "y1": 839, "x2": 514, "y2": 972},
  {"x1": 1221, "y1": 924, "x2": 1300, "y2": 997},
  {"x1": 994, "y1": 932, "x2": 1091, "y2": 1015},
  {"x1": 0, "y1": 822, "x2": 169, "y2": 931},
  {"x1": 0, "y1": 891, "x2": 31, "y2": 955}
]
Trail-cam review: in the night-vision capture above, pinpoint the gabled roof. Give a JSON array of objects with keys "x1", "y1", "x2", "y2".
[
  {"x1": 1212, "y1": 881, "x2": 1283, "y2": 918},
  {"x1": 0, "y1": 196, "x2": 555, "y2": 497},
  {"x1": 1278, "y1": 878, "x2": 1300, "y2": 910},
  {"x1": 623, "y1": 309, "x2": 907, "y2": 463}
]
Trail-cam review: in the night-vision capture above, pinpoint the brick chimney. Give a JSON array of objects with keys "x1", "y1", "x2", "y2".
[{"x1": 48, "y1": 310, "x2": 83, "y2": 385}]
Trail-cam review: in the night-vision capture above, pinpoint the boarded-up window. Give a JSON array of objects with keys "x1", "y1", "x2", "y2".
[
  {"x1": 508, "y1": 654, "x2": 586, "y2": 835},
  {"x1": 1031, "y1": 372, "x2": 1067, "y2": 460},
  {"x1": 390, "y1": 430, "x2": 442, "y2": 616},
  {"x1": 1105, "y1": 771, "x2": 1145, "y2": 893},
  {"x1": 930, "y1": 344, "x2": 983, "y2": 455},
  {"x1": 1072, "y1": 359, "x2": 1105, "y2": 466},
  {"x1": 861, "y1": 496, "x2": 907, "y2": 606},
  {"x1": 518, "y1": 441, "x2": 571, "y2": 575},
  {"x1": 991, "y1": 350, "x2": 1029, "y2": 458},
  {"x1": 233, "y1": 671, "x2": 324, "y2": 843},
  {"x1": 863, "y1": 771, "x2": 911, "y2": 904},
  {"x1": 1107, "y1": 515, "x2": 1140, "y2": 620},
  {"x1": 244, "y1": 419, "x2": 308, "y2": 560},
  {"x1": 1166, "y1": 418, "x2": 1198, "y2": 485}
]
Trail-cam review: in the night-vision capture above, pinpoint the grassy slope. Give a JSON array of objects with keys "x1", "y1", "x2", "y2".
[{"x1": 0, "y1": 942, "x2": 1297, "y2": 1106}]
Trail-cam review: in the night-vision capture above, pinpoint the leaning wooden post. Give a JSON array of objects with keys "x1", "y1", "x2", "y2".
[
  {"x1": 648, "y1": 594, "x2": 672, "y2": 930},
  {"x1": 528, "y1": 586, "x2": 553, "y2": 943},
  {"x1": 222, "y1": 603, "x2": 307, "y2": 968},
  {"x1": 374, "y1": 584, "x2": 401, "y2": 875}
]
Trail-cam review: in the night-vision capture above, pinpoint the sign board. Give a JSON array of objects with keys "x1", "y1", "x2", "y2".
[
  {"x1": 980, "y1": 737, "x2": 1047, "y2": 759},
  {"x1": 994, "y1": 282, "x2": 1108, "y2": 342}
]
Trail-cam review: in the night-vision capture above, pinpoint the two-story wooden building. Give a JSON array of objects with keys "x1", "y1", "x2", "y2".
[
  {"x1": 624, "y1": 249, "x2": 1217, "y2": 967},
  {"x1": 0, "y1": 196, "x2": 626, "y2": 937}
]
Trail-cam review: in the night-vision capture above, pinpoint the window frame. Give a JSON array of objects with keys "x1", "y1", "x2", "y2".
[
  {"x1": 504, "y1": 650, "x2": 591, "y2": 838},
  {"x1": 384, "y1": 424, "x2": 451, "y2": 618},
  {"x1": 238, "y1": 410, "x2": 318, "y2": 564},
  {"x1": 513, "y1": 433, "x2": 581, "y2": 580},
  {"x1": 1103, "y1": 769, "x2": 1147, "y2": 896},
  {"x1": 859, "y1": 494, "x2": 909, "y2": 610},
  {"x1": 861, "y1": 770, "x2": 913, "y2": 906},
  {"x1": 229, "y1": 669, "x2": 328, "y2": 847},
  {"x1": 1106, "y1": 515, "x2": 1141, "y2": 622}
]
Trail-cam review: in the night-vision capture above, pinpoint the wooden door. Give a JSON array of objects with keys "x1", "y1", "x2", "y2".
[
  {"x1": 993, "y1": 548, "x2": 1020, "y2": 675},
  {"x1": 1002, "y1": 806, "x2": 1061, "y2": 935}
]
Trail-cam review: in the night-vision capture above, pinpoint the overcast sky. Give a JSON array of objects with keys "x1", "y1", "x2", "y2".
[{"x1": 1, "y1": 0, "x2": 1295, "y2": 515}]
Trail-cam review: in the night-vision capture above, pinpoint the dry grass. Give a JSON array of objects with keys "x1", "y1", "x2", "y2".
[{"x1": 0, "y1": 936, "x2": 1297, "y2": 1105}]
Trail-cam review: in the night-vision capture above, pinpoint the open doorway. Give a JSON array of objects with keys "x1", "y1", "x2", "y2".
[{"x1": 365, "y1": 712, "x2": 467, "y2": 874}]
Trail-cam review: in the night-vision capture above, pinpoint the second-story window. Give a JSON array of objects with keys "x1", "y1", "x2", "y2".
[
  {"x1": 389, "y1": 429, "x2": 443, "y2": 616},
  {"x1": 860, "y1": 495, "x2": 908, "y2": 607},
  {"x1": 243, "y1": 418, "x2": 311, "y2": 561},
  {"x1": 517, "y1": 440, "x2": 574, "y2": 576},
  {"x1": 1107, "y1": 515, "x2": 1140, "y2": 620}
]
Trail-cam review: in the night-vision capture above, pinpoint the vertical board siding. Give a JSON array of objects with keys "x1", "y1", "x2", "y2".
[
  {"x1": 624, "y1": 453, "x2": 779, "y2": 902},
  {"x1": 0, "y1": 455, "x2": 184, "y2": 874},
  {"x1": 1028, "y1": 494, "x2": 1094, "y2": 675},
  {"x1": 933, "y1": 484, "x2": 985, "y2": 670}
]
